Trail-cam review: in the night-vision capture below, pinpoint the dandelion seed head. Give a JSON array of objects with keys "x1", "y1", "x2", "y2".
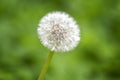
[{"x1": 37, "y1": 11, "x2": 80, "y2": 52}]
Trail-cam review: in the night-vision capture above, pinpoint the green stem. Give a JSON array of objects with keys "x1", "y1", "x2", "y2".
[{"x1": 38, "y1": 51, "x2": 54, "y2": 80}]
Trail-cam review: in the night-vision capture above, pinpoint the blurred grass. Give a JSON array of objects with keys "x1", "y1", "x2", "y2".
[{"x1": 0, "y1": 0, "x2": 120, "y2": 80}]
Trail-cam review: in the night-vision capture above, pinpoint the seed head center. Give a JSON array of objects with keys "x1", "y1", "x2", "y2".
[{"x1": 51, "y1": 24, "x2": 66, "y2": 41}]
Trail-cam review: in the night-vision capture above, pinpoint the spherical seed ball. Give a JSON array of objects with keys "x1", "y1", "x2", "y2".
[{"x1": 37, "y1": 11, "x2": 80, "y2": 52}]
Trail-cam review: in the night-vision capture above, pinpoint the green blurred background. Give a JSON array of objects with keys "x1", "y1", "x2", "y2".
[{"x1": 0, "y1": 0, "x2": 120, "y2": 80}]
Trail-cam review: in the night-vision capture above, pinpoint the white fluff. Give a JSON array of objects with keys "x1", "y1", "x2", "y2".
[{"x1": 37, "y1": 11, "x2": 80, "y2": 52}]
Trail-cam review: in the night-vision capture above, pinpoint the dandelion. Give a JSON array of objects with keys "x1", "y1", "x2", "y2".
[
  {"x1": 38, "y1": 11, "x2": 80, "y2": 52},
  {"x1": 37, "y1": 11, "x2": 80, "y2": 80}
]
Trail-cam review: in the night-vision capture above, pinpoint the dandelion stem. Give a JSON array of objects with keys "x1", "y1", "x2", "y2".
[{"x1": 38, "y1": 51, "x2": 54, "y2": 80}]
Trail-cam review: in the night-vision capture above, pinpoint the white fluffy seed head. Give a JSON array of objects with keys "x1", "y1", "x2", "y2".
[{"x1": 37, "y1": 11, "x2": 80, "y2": 52}]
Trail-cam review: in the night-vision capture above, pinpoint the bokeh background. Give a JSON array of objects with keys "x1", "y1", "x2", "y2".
[{"x1": 0, "y1": 0, "x2": 120, "y2": 80}]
